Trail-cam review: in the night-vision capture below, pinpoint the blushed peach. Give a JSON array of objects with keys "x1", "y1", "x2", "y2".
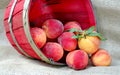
[
  {"x1": 30, "y1": 27, "x2": 46, "y2": 48},
  {"x1": 91, "y1": 49, "x2": 112, "y2": 66},
  {"x1": 64, "y1": 21, "x2": 81, "y2": 31},
  {"x1": 58, "y1": 32, "x2": 77, "y2": 51},
  {"x1": 42, "y1": 42, "x2": 64, "y2": 61},
  {"x1": 66, "y1": 50, "x2": 88, "y2": 70},
  {"x1": 42, "y1": 19, "x2": 64, "y2": 39}
]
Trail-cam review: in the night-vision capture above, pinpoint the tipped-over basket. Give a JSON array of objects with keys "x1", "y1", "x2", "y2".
[{"x1": 4, "y1": 0, "x2": 96, "y2": 65}]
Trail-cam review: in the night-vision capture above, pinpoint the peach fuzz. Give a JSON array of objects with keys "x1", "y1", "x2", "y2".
[
  {"x1": 64, "y1": 21, "x2": 81, "y2": 31},
  {"x1": 91, "y1": 49, "x2": 112, "y2": 66},
  {"x1": 30, "y1": 27, "x2": 46, "y2": 48},
  {"x1": 58, "y1": 32, "x2": 77, "y2": 51},
  {"x1": 78, "y1": 36, "x2": 100, "y2": 54},
  {"x1": 66, "y1": 50, "x2": 88, "y2": 70},
  {"x1": 42, "y1": 19, "x2": 64, "y2": 39},
  {"x1": 42, "y1": 42, "x2": 64, "y2": 61}
]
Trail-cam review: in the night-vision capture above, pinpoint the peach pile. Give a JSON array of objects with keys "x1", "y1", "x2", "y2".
[{"x1": 30, "y1": 19, "x2": 112, "y2": 70}]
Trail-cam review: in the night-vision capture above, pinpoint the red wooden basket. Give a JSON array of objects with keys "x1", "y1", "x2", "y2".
[{"x1": 4, "y1": 0, "x2": 96, "y2": 65}]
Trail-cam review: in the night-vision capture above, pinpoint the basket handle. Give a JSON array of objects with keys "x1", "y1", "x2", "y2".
[{"x1": 23, "y1": 0, "x2": 65, "y2": 66}]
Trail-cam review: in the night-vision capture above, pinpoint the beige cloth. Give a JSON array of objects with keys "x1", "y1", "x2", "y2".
[{"x1": 0, "y1": 0, "x2": 120, "y2": 75}]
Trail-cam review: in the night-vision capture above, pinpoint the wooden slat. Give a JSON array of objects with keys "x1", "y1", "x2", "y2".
[
  {"x1": 53, "y1": 12, "x2": 89, "y2": 24},
  {"x1": 7, "y1": 0, "x2": 22, "y2": 8},
  {"x1": 6, "y1": 28, "x2": 41, "y2": 59},
  {"x1": 4, "y1": 0, "x2": 24, "y2": 20},
  {"x1": 4, "y1": 11, "x2": 23, "y2": 32}
]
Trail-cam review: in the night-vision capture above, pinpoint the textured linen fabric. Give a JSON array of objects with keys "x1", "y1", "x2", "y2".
[{"x1": 0, "y1": 0, "x2": 120, "y2": 75}]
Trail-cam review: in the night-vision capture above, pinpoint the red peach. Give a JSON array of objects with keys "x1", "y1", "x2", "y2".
[
  {"x1": 91, "y1": 49, "x2": 112, "y2": 66},
  {"x1": 58, "y1": 32, "x2": 77, "y2": 51},
  {"x1": 30, "y1": 27, "x2": 46, "y2": 48},
  {"x1": 42, "y1": 19, "x2": 64, "y2": 39},
  {"x1": 42, "y1": 42, "x2": 64, "y2": 61},
  {"x1": 66, "y1": 50, "x2": 88, "y2": 70},
  {"x1": 64, "y1": 21, "x2": 81, "y2": 31}
]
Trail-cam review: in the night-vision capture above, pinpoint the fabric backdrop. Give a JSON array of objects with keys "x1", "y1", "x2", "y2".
[{"x1": 0, "y1": 0, "x2": 120, "y2": 75}]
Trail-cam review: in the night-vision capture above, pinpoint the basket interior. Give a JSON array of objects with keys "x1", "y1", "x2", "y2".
[
  {"x1": 29, "y1": 0, "x2": 96, "y2": 30},
  {"x1": 3, "y1": 0, "x2": 96, "y2": 63}
]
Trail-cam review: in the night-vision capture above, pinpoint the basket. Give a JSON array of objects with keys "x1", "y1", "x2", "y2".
[{"x1": 3, "y1": 0, "x2": 96, "y2": 65}]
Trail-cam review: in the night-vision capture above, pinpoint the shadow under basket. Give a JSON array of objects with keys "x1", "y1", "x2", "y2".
[{"x1": 4, "y1": 0, "x2": 96, "y2": 66}]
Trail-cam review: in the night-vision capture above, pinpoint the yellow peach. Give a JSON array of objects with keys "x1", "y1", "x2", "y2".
[{"x1": 78, "y1": 36, "x2": 100, "y2": 54}]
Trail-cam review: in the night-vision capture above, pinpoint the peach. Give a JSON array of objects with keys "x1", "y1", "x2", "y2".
[
  {"x1": 42, "y1": 19, "x2": 64, "y2": 39},
  {"x1": 64, "y1": 21, "x2": 81, "y2": 31},
  {"x1": 30, "y1": 27, "x2": 46, "y2": 48},
  {"x1": 66, "y1": 50, "x2": 88, "y2": 70},
  {"x1": 42, "y1": 42, "x2": 64, "y2": 61},
  {"x1": 58, "y1": 32, "x2": 77, "y2": 51},
  {"x1": 91, "y1": 49, "x2": 112, "y2": 66},
  {"x1": 78, "y1": 36, "x2": 100, "y2": 54}
]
